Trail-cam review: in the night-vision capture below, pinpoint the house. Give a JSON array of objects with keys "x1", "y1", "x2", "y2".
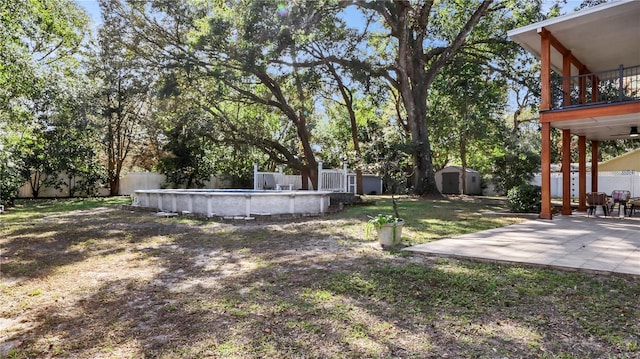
[
  {"x1": 435, "y1": 166, "x2": 482, "y2": 195},
  {"x1": 599, "y1": 148, "x2": 640, "y2": 172},
  {"x1": 508, "y1": 0, "x2": 640, "y2": 219}
]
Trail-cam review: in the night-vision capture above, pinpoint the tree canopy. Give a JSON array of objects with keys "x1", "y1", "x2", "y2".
[{"x1": 1, "y1": 0, "x2": 639, "y2": 203}]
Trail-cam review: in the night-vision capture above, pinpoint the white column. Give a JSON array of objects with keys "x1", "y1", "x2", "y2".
[
  {"x1": 343, "y1": 162, "x2": 348, "y2": 193},
  {"x1": 289, "y1": 193, "x2": 295, "y2": 214},
  {"x1": 245, "y1": 194, "x2": 252, "y2": 218},
  {"x1": 320, "y1": 194, "x2": 326, "y2": 213},
  {"x1": 317, "y1": 161, "x2": 323, "y2": 191},
  {"x1": 253, "y1": 163, "x2": 259, "y2": 190}
]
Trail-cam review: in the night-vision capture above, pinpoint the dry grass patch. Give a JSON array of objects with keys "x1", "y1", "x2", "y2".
[{"x1": 0, "y1": 197, "x2": 638, "y2": 358}]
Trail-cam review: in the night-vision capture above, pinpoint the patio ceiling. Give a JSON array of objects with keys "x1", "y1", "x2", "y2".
[
  {"x1": 507, "y1": 0, "x2": 640, "y2": 75},
  {"x1": 507, "y1": 0, "x2": 640, "y2": 142},
  {"x1": 550, "y1": 109, "x2": 639, "y2": 141}
]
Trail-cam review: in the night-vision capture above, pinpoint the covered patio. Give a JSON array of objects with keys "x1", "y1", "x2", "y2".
[{"x1": 508, "y1": 0, "x2": 640, "y2": 219}]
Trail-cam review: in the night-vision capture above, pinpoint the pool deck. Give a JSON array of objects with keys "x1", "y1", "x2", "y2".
[{"x1": 404, "y1": 214, "x2": 640, "y2": 276}]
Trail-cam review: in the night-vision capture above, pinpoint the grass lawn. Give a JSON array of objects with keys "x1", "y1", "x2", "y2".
[{"x1": 1, "y1": 196, "x2": 638, "y2": 358}]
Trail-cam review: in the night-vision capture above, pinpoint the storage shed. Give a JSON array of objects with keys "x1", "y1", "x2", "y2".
[
  {"x1": 362, "y1": 174, "x2": 383, "y2": 194},
  {"x1": 435, "y1": 166, "x2": 482, "y2": 195}
]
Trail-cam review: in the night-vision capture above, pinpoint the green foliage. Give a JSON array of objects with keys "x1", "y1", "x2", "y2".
[
  {"x1": 9, "y1": 0, "x2": 628, "y2": 206},
  {"x1": 90, "y1": 1, "x2": 156, "y2": 194},
  {"x1": 507, "y1": 184, "x2": 541, "y2": 213},
  {"x1": 0, "y1": 140, "x2": 22, "y2": 205},
  {"x1": 0, "y1": 0, "x2": 89, "y2": 105},
  {"x1": 428, "y1": 59, "x2": 509, "y2": 183},
  {"x1": 365, "y1": 214, "x2": 404, "y2": 244},
  {"x1": 366, "y1": 214, "x2": 402, "y2": 229},
  {"x1": 361, "y1": 118, "x2": 411, "y2": 194},
  {"x1": 491, "y1": 133, "x2": 541, "y2": 194},
  {"x1": 0, "y1": 0, "x2": 95, "y2": 199}
]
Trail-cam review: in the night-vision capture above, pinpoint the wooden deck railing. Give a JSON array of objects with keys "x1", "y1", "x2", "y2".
[{"x1": 550, "y1": 64, "x2": 640, "y2": 110}]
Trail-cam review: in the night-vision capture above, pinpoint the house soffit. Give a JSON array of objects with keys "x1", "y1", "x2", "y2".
[{"x1": 507, "y1": 0, "x2": 640, "y2": 75}]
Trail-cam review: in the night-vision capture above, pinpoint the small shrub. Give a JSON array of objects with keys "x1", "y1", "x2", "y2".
[{"x1": 507, "y1": 184, "x2": 541, "y2": 213}]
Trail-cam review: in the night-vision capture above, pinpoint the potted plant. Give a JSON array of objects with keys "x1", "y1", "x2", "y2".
[
  {"x1": 366, "y1": 213, "x2": 404, "y2": 247},
  {"x1": 364, "y1": 144, "x2": 407, "y2": 247}
]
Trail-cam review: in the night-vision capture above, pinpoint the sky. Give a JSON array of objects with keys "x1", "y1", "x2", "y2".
[{"x1": 75, "y1": 0, "x2": 101, "y2": 26}]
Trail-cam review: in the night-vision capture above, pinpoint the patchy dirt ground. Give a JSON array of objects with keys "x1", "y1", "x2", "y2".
[{"x1": 1, "y1": 203, "x2": 639, "y2": 358}]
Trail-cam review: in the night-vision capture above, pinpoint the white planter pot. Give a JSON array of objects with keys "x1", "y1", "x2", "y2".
[{"x1": 377, "y1": 220, "x2": 404, "y2": 247}]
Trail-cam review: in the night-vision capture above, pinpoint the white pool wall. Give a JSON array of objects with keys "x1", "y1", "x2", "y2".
[{"x1": 132, "y1": 189, "x2": 332, "y2": 218}]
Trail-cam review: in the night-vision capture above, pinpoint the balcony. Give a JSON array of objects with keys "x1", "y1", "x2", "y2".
[{"x1": 550, "y1": 64, "x2": 640, "y2": 110}]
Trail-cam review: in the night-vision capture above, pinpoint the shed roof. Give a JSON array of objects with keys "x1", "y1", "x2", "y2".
[{"x1": 437, "y1": 166, "x2": 479, "y2": 174}]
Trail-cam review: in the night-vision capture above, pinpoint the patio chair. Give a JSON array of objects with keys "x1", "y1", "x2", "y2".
[
  {"x1": 626, "y1": 198, "x2": 640, "y2": 217},
  {"x1": 586, "y1": 192, "x2": 610, "y2": 217},
  {"x1": 609, "y1": 190, "x2": 631, "y2": 216}
]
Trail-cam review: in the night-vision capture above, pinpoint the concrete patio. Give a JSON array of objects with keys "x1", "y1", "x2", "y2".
[{"x1": 405, "y1": 214, "x2": 640, "y2": 276}]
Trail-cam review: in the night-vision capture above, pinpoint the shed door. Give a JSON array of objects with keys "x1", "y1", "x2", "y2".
[{"x1": 442, "y1": 172, "x2": 460, "y2": 194}]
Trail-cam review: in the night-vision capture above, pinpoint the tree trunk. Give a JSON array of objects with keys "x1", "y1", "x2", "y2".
[
  {"x1": 364, "y1": 0, "x2": 493, "y2": 197},
  {"x1": 110, "y1": 176, "x2": 119, "y2": 196},
  {"x1": 30, "y1": 171, "x2": 41, "y2": 198},
  {"x1": 299, "y1": 165, "x2": 318, "y2": 190},
  {"x1": 391, "y1": 3, "x2": 440, "y2": 197},
  {"x1": 397, "y1": 73, "x2": 439, "y2": 196}
]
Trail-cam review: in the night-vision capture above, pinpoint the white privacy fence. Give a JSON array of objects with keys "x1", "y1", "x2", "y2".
[
  {"x1": 15, "y1": 162, "x2": 365, "y2": 199},
  {"x1": 253, "y1": 162, "x2": 357, "y2": 193},
  {"x1": 16, "y1": 172, "x2": 233, "y2": 198},
  {"x1": 119, "y1": 173, "x2": 231, "y2": 195},
  {"x1": 531, "y1": 171, "x2": 640, "y2": 198},
  {"x1": 16, "y1": 172, "x2": 110, "y2": 198},
  {"x1": 119, "y1": 172, "x2": 165, "y2": 194}
]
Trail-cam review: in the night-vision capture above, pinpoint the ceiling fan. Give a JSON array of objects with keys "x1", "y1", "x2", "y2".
[{"x1": 611, "y1": 126, "x2": 639, "y2": 138}]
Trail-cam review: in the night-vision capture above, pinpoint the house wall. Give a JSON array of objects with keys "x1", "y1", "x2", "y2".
[{"x1": 599, "y1": 149, "x2": 640, "y2": 172}]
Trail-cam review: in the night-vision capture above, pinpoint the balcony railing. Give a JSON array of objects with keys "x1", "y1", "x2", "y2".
[{"x1": 550, "y1": 64, "x2": 640, "y2": 110}]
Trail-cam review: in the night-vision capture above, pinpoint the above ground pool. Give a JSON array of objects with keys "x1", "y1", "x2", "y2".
[{"x1": 132, "y1": 189, "x2": 332, "y2": 218}]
